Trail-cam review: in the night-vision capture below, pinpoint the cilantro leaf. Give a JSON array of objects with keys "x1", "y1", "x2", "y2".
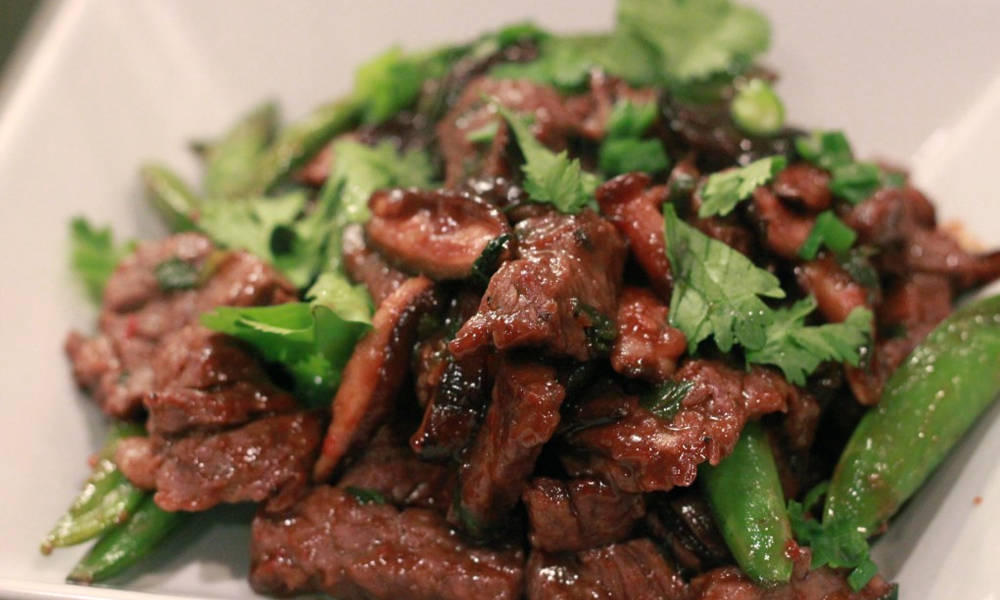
[
  {"x1": 640, "y1": 380, "x2": 694, "y2": 421},
  {"x1": 794, "y1": 130, "x2": 854, "y2": 171},
  {"x1": 496, "y1": 104, "x2": 601, "y2": 214},
  {"x1": 605, "y1": 98, "x2": 659, "y2": 138},
  {"x1": 788, "y1": 482, "x2": 880, "y2": 592},
  {"x1": 796, "y1": 130, "x2": 896, "y2": 205},
  {"x1": 599, "y1": 138, "x2": 670, "y2": 177},
  {"x1": 200, "y1": 272, "x2": 373, "y2": 408},
  {"x1": 663, "y1": 204, "x2": 785, "y2": 353},
  {"x1": 353, "y1": 46, "x2": 454, "y2": 125},
  {"x1": 69, "y1": 217, "x2": 135, "y2": 303},
  {"x1": 698, "y1": 155, "x2": 786, "y2": 218},
  {"x1": 799, "y1": 210, "x2": 858, "y2": 260},
  {"x1": 744, "y1": 299, "x2": 872, "y2": 385},
  {"x1": 617, "y1": 0, "x2": 771, "y2": 82}
]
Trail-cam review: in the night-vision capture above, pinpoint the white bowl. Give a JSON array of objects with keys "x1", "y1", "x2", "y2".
[{"x1": 1, "y1": 1, "x2": 998, "y2": 598}]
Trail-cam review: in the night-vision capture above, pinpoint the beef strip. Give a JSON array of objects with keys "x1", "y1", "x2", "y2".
[
  {"x1": 342, "y1": 224, "x2": 408, "y2": 306},
  {"x1": 154, "y1": 411, "x2": 324, "y2": 512},
  {"x1": 523, "y1": 477, "x2": 645, "y2": 553},
  {"x1": 644, "y1": 491, "x2": 732, "y2": 574},
  {"x1": 450, "y1": 358, "x2": 566, "y2": 537},
  {"x1": 771, "y1": 162, "x2": 831, "y2": 212},
  {"x1": 596, "y1": 173, "x2": 674, "y2": 299},
  {"x1": 563, "y1": 360, "x2": 800, "y2": 493},
  {"x1": 450, "y1": 210, "x2": 627, "y2": 362},
  {"x1": 313, "y1": 276, "x2": 442, "y2": 482},
  {"x1": 250, "y1": 486, "x2": 525, "y2": 600},
  {"x1": 365, "y1": 187, "x2": 513, "y2": 280},
  {"x1": 335, "y1": 422, "x2": 453, "y2": 511},
  {"x1": 749, "y1": 185, "x2": 815, "y2": 260},
  {"x1": 610, "y1": 287, "x2": 687, "y2": 383},
  {"x1": 65, "y1": 233, "x2": 296, "y2": 417},
  {"x1": 526, "y1": 539, "x2": 689, "y2": 600},
  {"x1": 690, "y1": 550, "x2": 895, "y2": 600},
  {"x1": 143, "y1": 326, "x2": 298, "y2": 436}
]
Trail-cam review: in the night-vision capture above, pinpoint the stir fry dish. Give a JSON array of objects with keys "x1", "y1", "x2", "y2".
[{"x1": 46, "y1": 0, "x2": 1000, "y2": 598}]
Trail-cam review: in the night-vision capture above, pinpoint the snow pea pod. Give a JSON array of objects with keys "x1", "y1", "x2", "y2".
[
  {"x1": 700, "y1": 420, "x2": 794, "y2": 585},
  {"x1": 41, "y1": 422, "x2": 145, "y2": 553},
  {"x1": 66, "y1": 495, "x2": 188, "y2": 584},
  {"x1": 825, "y1": 294, "x2": 1000, "y2": 536}
]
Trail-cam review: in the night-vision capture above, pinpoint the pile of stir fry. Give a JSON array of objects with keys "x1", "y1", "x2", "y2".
[{"x1": 47, "y1": 0, "x2": 1000, "y2": 598}]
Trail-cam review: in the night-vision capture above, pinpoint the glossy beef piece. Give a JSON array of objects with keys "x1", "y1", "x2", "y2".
[
  {"x1": 365, "y1": 187, "x2": 512, "y2": 280},
  {"x1": 596, "y1": 173, "x2": 674, "y2": 299},
  {"x1": 314, "y1": 276, "x2": 442, "y2": 482},
  {"x1": 905, "y1": 227, "x2": 1000, "y2": 290},
  {"x1": 450, "y1": 210, "x2": 627, "y2": 362},
  {"x1": 437, "y1": 77, "x2": 580, "y2": 188},
  {"x1": 796, "y1": 255, "x2": 875, "y2": 324},
  {"x1": 771, "y1": 162, "x2": 832, "y2": 212},
  {"x1": 749, "y1": 185, "x2": 815, "y2": 260},
  {"x1": 690, "y1": 553, "x2": 895, "y2": 600},
  {"x1": 526, "y1": 539, "x2": 689, "y2": 600},
  {"x1": 154, "y1": 411, "x2": 323, "y2": 512},
  {"x1": 565, "y1": 71, "x2": 659, "y2": 141},
  {"x1": 523, "y1": 477, "x2": 645, "y2": 553},
  {"x1": 644, "y1": 491, "x2": 731, "y2": 574},
  {"x1": 342, "y1": 224, "x2": 408, "y2": 306},
  {"x1": 143, "y1": 326, "x2": 298, "y2": 436},
  {"x1": 451, "y1": 359, "x2": 566, "y2": 537},
  {"x1": 335, "y1": 422, "x2": 453, "y2": 511},
  {"x1": 563, "y1": 361, "x2": 798, "y2": 493},
  {"x1": 250, "y1": 486, "x2": 525, "y2": 600},
  {"x1": 65, "y1": 233, "x2": 296, "y2": 418},
  {"x1": 611, "y1": 287, "x2": 687, "y2": 383},
  {"x1": 114, "y1": 436, "x2": 159, "y2": 491}
]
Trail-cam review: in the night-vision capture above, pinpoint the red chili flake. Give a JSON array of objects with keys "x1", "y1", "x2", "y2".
[{"x1": 973, "y1": 496, "x2": 983, "y2": 506}]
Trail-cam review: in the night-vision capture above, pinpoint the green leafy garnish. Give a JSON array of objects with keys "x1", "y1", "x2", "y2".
[
  {"x1": 345, "y1": 487, "x2": 389, "y2": 505},
  {"x1": 829, "y1": 162, "x2": 882, "y2": 205},
  {"x1": 799, "y1": 210, "x2": 858, "y2": 260},
  {"x1": 470, "y1": 234, "x2": 512, "y2": 286},
  {"x1": 664, "y1": 206, "x2": 872, "y2": 382},
  {"x1": 698, "y1": 155, "x2": 786, "y2": 218},
  {"x1": 640, "y1": 380, "x2": 694, "y2": 421},
  {"x1": 744, "y1": 299, "x2": 872, "y2": 385},
  {"x1": 69, "y1": 217, "x2": 135, "y2": 303},
  {"x1": 663, "y1": 204, "x2": 785, "y2": 353},
  {"x1": 605, "y1": 99, "x2": 659, "y2": 138},
  {"x1": 731, "y1": 78, "x2": 785, "y2": 136},
  {"x1": 616, "y1": 0, "x2": 771, "y2": 83},
  {"x1": 788, "y1": 483, "x2": 879, "y2": 591},
  {"x1": 496, "y1": 104, "x2": 601, "y2": 214},
  {"x1": 154, "y1": 258, "x2": 202, "y2": 291},
  {"x1": 796, "y1": 130, "x2": 898, "y2": 205},
  {"x1": 598, "y1": 99, "x2": 670, "y2": 177},
  {"x1": 571, "y1": 300, "x2": 618, "y2": 354},
  {"x1": 795, "y1": 130, "x2": 853, "y2": 171},
  {"x1": 200, "y1": 272, "x2": 373, "y2": 408},
  {"x1": 353, "y1": 46, "x2": 454, "y2": 126}
]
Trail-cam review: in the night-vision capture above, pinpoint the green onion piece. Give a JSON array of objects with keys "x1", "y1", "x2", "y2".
[
  {"x1": 731, "y1": 79, "x2": 785, "y2": 136},
  {"x1": 799, "y1": 211, "x2": 858, "y2": 260}
]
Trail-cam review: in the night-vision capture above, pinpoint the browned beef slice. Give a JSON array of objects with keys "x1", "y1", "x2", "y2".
[
  {"x1": 563, "y1": 361, "x2": 797, "y2": 493},
  {"x1": 342, "y1": 224, "x2": 408, "y2": 306},
  {"x1": 365, "y1": 187, "x2": 512, "y2": 280},
  {"x1": 749, "y1": 185, "x2": 816, "y2": 260},
  {"x1": 611, "y1": 287, "x2": 687, "y2": 383},
  {"x1": 771, "y1": 162, "x2": 831, "y2": 212},
  {"x1": 523, "y1": 477, "x2": 645, "y2": 553},
  {"x1": 450, "y1": 358, "x2": 566, "y2": 536},
  {"x1": 450, "y1": 210, "x2": 627, "y2": 361},
  {"x1": 313, "y1": 276, "x2": 441, "y2": 482},
  {"x1": 114, "y1": 436, "x2": 159, "y2": 491},
  {"x1": 437, "y1": 77, "x2": 580, "y2": 188},
  {"x1": 690, "y1": 555, "x2": 894, "y2": 600},
  {"x1": 644, "y1": 491, "x2": 731, "y2": 574},
  {"x1": 144, "y1": 326, "x2": 298, "y2": 436},
  {"x1": 65, "y1": 233, "x2": 296, "y2": 417},
  {"x1": 335, "y1": 422, "x2": 453, "y2": 511},
  {"x1": 796, "y1": 255, "x2": 875, "y2": 325},
  {"x1": 526, "y1": 539, "x2": 689, "y2": 600},
  {"x1": 596, "y1": 173, "x2": 674, "y2": 299},
  {"x1": 250, "y1": 486, "x2": 525, "y2": 600},
  {"x1": 154, "y1": 412, "x2": 323, "y2": 512}
]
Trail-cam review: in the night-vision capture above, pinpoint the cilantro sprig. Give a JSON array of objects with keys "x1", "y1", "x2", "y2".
[
  {"x1": 663, "y1": 205, "x2": 871, "y2": 384},
  {"x1": 698, "y1": 155, "x2": 787, "y2": 218},
  {"x1": 69, "y1": 217, "x2": 136, "y2": 303},
  {"x1": 795, "y1": 130, "x2": 903, "y2": 205}
]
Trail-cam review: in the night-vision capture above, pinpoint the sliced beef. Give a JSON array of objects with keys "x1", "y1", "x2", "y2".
[
  {"x1": 596, "y1": 173, "x2": 674, "y2": 299},
  {"x1": 523, "y1": 477, "x2": 645, "y2": 553},
  {"x1": 154, "y1": 411, "x2": 324, "y2": 512},
  {"x1": 342, "y1": 224, "x2": 408, "y2": 306},
  {"x1": 450, "y1": 358, "x2": 566, "y2": 537},
  {"x1": 450, "y1": 210, "x2": 627, "y2": 362},
  {"x1": 365, "y1": 187, "x2": 513, "y2": 280},
  {"x1": 796, "y1": 255, "x2": 875, "y2": 325},
  {"x1": 749, "y1": 185, "x2": 815, "y2": 260},
  {"x1": 610, "y1": 287, "x2": 687, "y2": 383},
  {"x1": 771, "y1": 162, "x2": 832, "y2": 212},
  {"x1": 114, "y1": 436, "x2": 159, "y2": 491},
  {"x1": 526, "y1": 539, "x2": 689, "y2": 600},
  {"x1": 690, "y1": 557, "x2": 895, "y2": 600},
  {"x1": 250, "y1": 486, "x2": 525, "y2": 600},
  {"x1": 143, "y1": 326, "x2": 298, "y2": 436},
  {"x1": 314, "y1": 276, "x2": 442, "y2": 482},
  {"x1": 335, "y1": 422, "x2": 453, "y2": 511},
  {"x1": 65, "y1": 233, "x2": 296, "y2": 417},
  {"x1": 644, "y1": 491, "x2": 732, "y2": 574},
  {"x1": 563, "y1": 361, "x2": 799, "y2": 493},
  {"x1": 437, "y1": 77, "x2": 580, "y2": 188}
]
